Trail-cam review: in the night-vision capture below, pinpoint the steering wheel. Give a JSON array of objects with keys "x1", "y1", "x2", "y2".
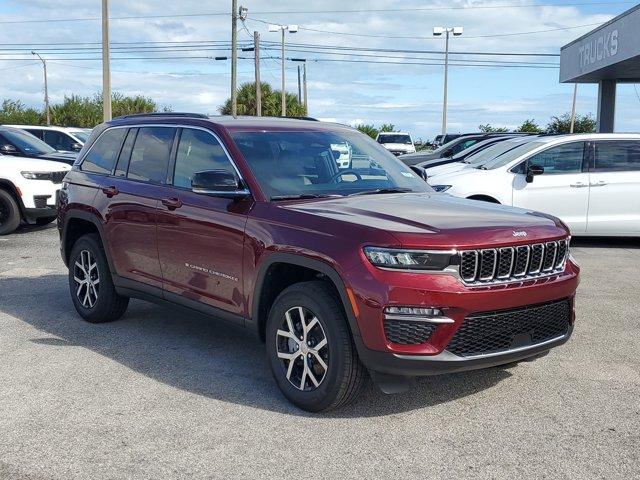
[{"x1": 331, "y1": 170, "x2": 362, "y2": 182}]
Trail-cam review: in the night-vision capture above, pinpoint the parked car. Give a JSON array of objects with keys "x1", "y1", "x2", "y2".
[
  {"x1": 428, "y1": 133, "x2": 640, "y2": 236},
  {"x1": 0, "y1": 155, "x2": 71, "y2": 234},
  {"x1": 0, "y1": 126, "x2": 76, "y2": 165},
  {"x1": 375, "y1": 132, "x2": 416, "y2": 156},
  {"x1": 422, "y1": 136, "x2": 541, "y2": 178},
  {"x1": 433, "y1": 133, "x2": 463, "y2": 147},
  {"x1": 400, "y1": 133, "x2": 531, "y2": 166},
  {"x1": 58, "y1": 113, "x2": 579, "y2": 411},
  {"x1": 8, "y1": 125, "x2": 90, "y2": 153}
]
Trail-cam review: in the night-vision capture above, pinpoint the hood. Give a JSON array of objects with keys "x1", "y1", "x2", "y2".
[
  {"x1": 39, "y1": 152, "x2": 76, "y2": 165},
  {"x1": 425, "y1": 162, "x2": 472, "y2": 179},
  {"x1": 281, "y1": 192, "x2": 567, "y2": 249},
  {"x1": 2, "y1": 155, "x2": 72, "y2": 172}
]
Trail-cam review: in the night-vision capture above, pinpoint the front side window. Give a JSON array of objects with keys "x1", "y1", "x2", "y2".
[
  {"x1": 525, "y1": 142, "x2": 584, "y2": 174},
  {"x1": 127, "y1": 127, "x2": 176, "y2": 183},
  {"x1": 231, "y1": 129, "x2": 430, "y2": 200},
  {"x1": 593, "y1": 140, "x2": 640, "y2": 172},
  {"x1": 44, "y1": 130, "x2": 76, "y2": 151},
  {"x1": 173, "y1": 129, "x2": 235, "y2": 189},
  {"x1": 81, "y1": 128, "x2": 127, "y2": 174},
  {"x1": 452, "y1": 138, "x2": 478, "y2": 154}
]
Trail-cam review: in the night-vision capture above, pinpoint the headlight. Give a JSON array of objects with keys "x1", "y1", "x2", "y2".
[
  {"x1": 363, "y1": 247, "x2": 454, "y2": 270},
  {"x1": 21, "y1": 171, "x2": 53, "y2": 180},
  {"x1": 431, "y1": 185, "x2": 451, "y2": 192}
]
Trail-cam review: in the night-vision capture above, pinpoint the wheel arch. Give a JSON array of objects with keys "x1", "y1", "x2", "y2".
[
  {"x1": 0, "y1": 179, "x2": 26, "y2": 218},
  {"x1": 252, "y1": 253, "x2": 362, "y2": 342},
  {"x1": 61, "y1": 210, "x2": 115, "y2": 274}
]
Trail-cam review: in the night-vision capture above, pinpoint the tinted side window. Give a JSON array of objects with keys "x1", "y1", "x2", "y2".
[
  {"x1": 173, "y1": 129, "x2": 235, "y2": 189},
  {"x1": 594, "y1": 140, "x2": 640, "y2": 172},
  {"x1": 127, "y1": 127, "x2": 176, "y2": 183},
  {"x1": 527, "y1": 142, "x2": 584, "y2": 174},
  {"x1": 44, "y1": 130, "x2": 75, "y2": 151},
  {"x1": 452, "y1": 139, "x2": 478, "y2": 154},
  {"x1": 82, "y1": 128, "x2": 127, "y2": 174},
  {"x1": 25, "y1": 129, "x2": 44, "y2": 140},
  {"x1": 114, "y1": 128, "x2": 137, "y2": 177}
]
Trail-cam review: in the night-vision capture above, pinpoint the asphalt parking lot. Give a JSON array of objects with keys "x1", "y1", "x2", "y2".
[{"x1": 0, "y1": 224, "x2": 638, "y2": 479}]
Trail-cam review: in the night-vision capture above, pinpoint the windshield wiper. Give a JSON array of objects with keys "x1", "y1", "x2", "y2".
[
  {"x1": 271, "y1": 193, "x2": 339, "y2": 201},
  {"x1": 348, "y1": 187, "x2": 413, "y2": 197}
]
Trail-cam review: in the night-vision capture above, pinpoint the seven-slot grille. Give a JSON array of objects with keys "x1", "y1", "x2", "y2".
[
  {"x1": 446, "y1": 299, "x2": 572, "y2": 357},
  {"x1": 459, "y1": 239, "x2": 568, "y2": 285}
]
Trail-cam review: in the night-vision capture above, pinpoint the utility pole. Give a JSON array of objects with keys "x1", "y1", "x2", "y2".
[
  {"x1": 297, "y1": 65, "x2": 302, "y2": 103},
  {"x1": 231, "y1": 0, "x2": 238, "y2": 116},
  {"x1": 570, "y1": 83, "x2": 578, "y2": 133},
  {"x1": 31, "y1": 51, "x2": 50, "y2": 125},
  {"x1": 254, "y1": 30, "x2": 261, "y2": 116},
  {"x1": 433, "y1": 26, "x2": 463, "y2": 136},
  {"x1": 303, "y1": 62, "x2": 308, "y2": 115},
  {"x1": 268, "y1": 24, "x2": 298, "y2": 116},
  {"x1": 102, "y1": 0, "x2": 112, "y2": 121}
]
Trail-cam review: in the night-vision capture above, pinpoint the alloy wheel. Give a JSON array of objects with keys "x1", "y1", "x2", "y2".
[
  {"x1": 73, "y1": 249, "x2": 100, "y2": 308},
  {"x1": 276, "y1": 306, "x2": 329, "y2": 391}
]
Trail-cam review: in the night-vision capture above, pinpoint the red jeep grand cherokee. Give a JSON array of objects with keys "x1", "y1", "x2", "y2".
[{"x1": 58, "y1": 114, "x2": 579, "y2": 411}]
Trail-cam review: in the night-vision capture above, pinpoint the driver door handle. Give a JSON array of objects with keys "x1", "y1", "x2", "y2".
[
  {"x1": 161, "y1": 197, "x2": 183, "y2": 210},
  {"x1": 569, "y1": 182, "x2": 588, "y2": 188}
]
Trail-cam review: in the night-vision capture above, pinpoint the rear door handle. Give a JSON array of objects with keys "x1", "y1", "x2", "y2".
[
  {"x1": 161, "y1": 197, "x2": 183, "y2": 210},
  {"x1": 590, "y1": 181, "x2": 607, "y2": 187},
  {"x1": 569, "y1": 182, "x2": 588, "y2": 188},
  {"x1": 101, "y1": 185, "x2": 119, "y2": 197}
]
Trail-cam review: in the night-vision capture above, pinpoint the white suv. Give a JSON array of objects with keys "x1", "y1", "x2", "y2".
[
  {"x1": 7, "y1": 125, "x2": 91, "y2": 153},
  {"x1": 376, "y1": 132, "x2": 416, "y2": 156},
  {"x1": 428, "y1": 133, "x2": 640, "y2": 236},
  {"x1": 0, "y1": 155, "x2": 71, "y2": 235}
]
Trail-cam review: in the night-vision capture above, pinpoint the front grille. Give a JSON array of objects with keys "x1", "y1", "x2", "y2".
[
  {"x1": 459, "y1": 239, "x2": 568, "y2": 285},
  {"x1": 384, "y1": 319, "x2": 437, "y2": 345},
  {"x1": 51, "y1": 171, "x2": 67, "y2": 184},
  {"x1": 447, "y1": 299, "x2": 571, "y2": 357},
  {"x1": 33, "y1": 195, "x2": 51, "y2": 209}
]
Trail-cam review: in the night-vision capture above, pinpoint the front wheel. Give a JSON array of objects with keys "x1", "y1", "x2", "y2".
[
  {"x1": 266, "y1": 281, "x2": 366, "y2": 412},
  {"x1": 0, "y1": 189, "x2": 21, "y2": 235},
  {"x1": 68, "y1": 233, "x2": 129, "y2": 323}
]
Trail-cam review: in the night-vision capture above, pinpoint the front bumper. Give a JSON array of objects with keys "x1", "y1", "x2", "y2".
[
  {"x1": 356, "y1": 325, "x2": 572, "y2": 376},
  {"x1": 24, "y1": 206, "x2": 58, "y2": 220}
]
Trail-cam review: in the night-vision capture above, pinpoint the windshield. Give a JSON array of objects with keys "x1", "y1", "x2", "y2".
[
  {"x1": 231, "y1": 129, "x2": 431, "y2": 200},
  {"x1": 480, "y1": 140, "x2": 548, "y2": 170},
  {"x1": 377, "y1": 134, "x2": 412, "y2": 145},
  {"x1": 450, "y1": 138, "x2": 501, "y2": 160},
  {"x1": 0, "y1": 128, "x2": 56, "y2": 155},
  {"x1": 464, "y1": 138, "x2": 536, "y2": 165}
]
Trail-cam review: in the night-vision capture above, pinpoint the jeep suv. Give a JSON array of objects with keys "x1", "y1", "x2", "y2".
[{"x1": 58, "y1": 114, "x2": 579, "y2": 411}]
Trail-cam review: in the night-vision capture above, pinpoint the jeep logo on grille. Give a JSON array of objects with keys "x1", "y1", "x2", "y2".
[{"x1": 512, "y1": 230, "x2": 528, "y2": 237}]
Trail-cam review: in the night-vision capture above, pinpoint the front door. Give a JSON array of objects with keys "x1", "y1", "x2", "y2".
[
  {"x1": 156, "y1": 127, "x2": 250, "y2": 317},
  {"x1": 511, "y1": 141, "x2": 589, "y2": 234},
  {"x1": 587, "y1": 139, "x2": 640, "y2": 235}
]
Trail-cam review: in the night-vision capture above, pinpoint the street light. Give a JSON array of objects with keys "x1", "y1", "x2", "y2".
[
  {"x1": 31, "y1": 51, "x2": 50, "y2": 126},
  {"x1": 433, "y1": 26, "x2": 463, "y2": 136},
  {"x1": 268, "y1": 23, "x2": 298, "y2": 116}
]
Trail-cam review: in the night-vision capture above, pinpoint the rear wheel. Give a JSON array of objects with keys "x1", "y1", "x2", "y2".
[
  {"x1": 266, "y1": 281, "x2": 366, "y2": 412},
  {"x1": 68, "y1": 233, "x2": 129, "y2": 323},
  {"x1": 0, "y1": 189, "x2": 21, "y2": 235}
]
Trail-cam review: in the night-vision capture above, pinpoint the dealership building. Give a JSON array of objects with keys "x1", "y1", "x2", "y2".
[{"x1": 560, "y1": 4, "x2": 640, "y2": 132}]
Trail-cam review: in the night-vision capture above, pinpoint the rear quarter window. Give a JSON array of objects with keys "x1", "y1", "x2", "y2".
[{"x1": 81, "y1": 128, "x2": 127, "y2": 174}]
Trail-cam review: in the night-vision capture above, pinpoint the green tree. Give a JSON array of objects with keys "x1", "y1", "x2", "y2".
[
  {"x1": 355, "y1": 124, "x2": 379, "y2": 139},
  {"x1": 219, "y1": 82, "x2": 306, "y2": 117},
  {"x1": 516, "y1": 119, "x2": 543, "y2": 133},
  {"x1": 0, "y1": 99, "x2": 43, "y2": 125},
  {"x1": 379, "y1": 123, "x2": 395, "y2": 133},
  {"x1": 479, "y1": 124, "x2": 509, "y2": 133},
  {"x1": 547, "y1": 113, "x2": 596, "y2": 134}
]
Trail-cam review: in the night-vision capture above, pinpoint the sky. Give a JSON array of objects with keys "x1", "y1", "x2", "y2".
[{"x1": 0, "y1": 0, "x2": 638, "y2": 141}]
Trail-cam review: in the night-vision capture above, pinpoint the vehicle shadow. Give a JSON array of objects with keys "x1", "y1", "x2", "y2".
[{"x1": 0, "y1": 274, "x2": 513, "y2": 418}]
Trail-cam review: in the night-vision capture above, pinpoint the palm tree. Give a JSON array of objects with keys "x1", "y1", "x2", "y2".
[{"x1": 219, "y1": 82, "x2": 306, "y2": 117}]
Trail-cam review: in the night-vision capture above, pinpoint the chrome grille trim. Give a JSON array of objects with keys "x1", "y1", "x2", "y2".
[{"x1": 458, "y1": 239, "x2": 569, "y2": 285}]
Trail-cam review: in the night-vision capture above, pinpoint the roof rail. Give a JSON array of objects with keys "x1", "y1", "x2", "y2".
[
  {"x1": 113, "y1": 112, "x2": 209, "y2": 120},
  {"x1": 278, "y1": 116, "x2": 319, "y2": 121}
]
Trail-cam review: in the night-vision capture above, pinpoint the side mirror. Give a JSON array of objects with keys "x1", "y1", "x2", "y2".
[
  {"x1": 71, "y1": 143, "x2": 83, "y2": 152},
  {"x1": 191, "y1": 169, "x2": 250, "y2": 198},
  {"x1": 526, "y1": 164, "x2": 544, "y2": 183},
  {"x1": 0, "y1": 144, "x2": 18, "y2": 154},
  {"x1": 410, "y1": 165, "x2": 428, "y2": 181},
  {"x1": 444, "y1": 148, "x2": 454, "y2": 157}
]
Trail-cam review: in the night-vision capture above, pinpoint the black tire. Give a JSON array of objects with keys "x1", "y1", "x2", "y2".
[
  {"x1": 0, "y1": 189, "x2": 21, "y2": 235},
  {"x1": 266, "y1": 281, "x2": 366, "y2": 412},
  {"x1": 68, "y1": 233, "x2": 129, "y2": 323},
  {"x1": 35, "y1": 216, "x2": 57, "y2": 226}
]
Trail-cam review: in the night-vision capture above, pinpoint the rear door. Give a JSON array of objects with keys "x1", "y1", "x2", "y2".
[
  {"x1": 511, "y1": 141, "x2": 589, "y2": 233},
  {"x1": 156, "y1": 127, "x2": 249, "y2": 318},
  {"x1": 586, "y1": 139, "x2": 640, "y2": 235}
]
